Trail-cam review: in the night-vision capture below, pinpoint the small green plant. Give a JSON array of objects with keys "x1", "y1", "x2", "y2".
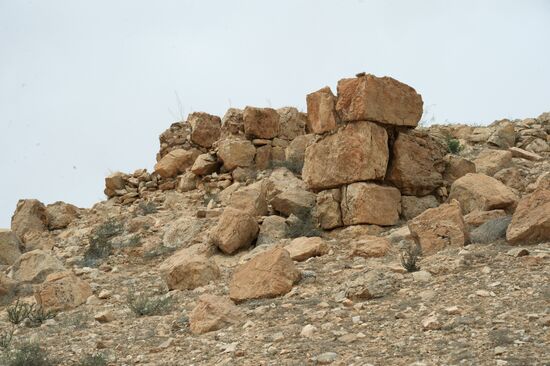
[
  {"x1": 6, "y1": 299, "x2": 33, "y2": 325},
  {"x1": 0, "y1": 328, "x2": 14, "y2": 351},
  {"x1": 137, "y1": 201, "x2": 158, "y2": 215},
  {"x1": 27, "y1": 305, "x2": 57, "y2": 327},
  {"x1": 447, "y1": 137, "x2": 463, "y2": 155},
  {"x1": 126, "y1": 290, "x2": 172, "y2": 317},
  {"x1": 82, "y1": 218, "x2": 124, "y2": 266},
  {"x1": 400, "y1": 243, "x2": 422, "y2": 272},
  {"x1": 76, "y1": 352, "x2": 108, "y2": 366},
  {"x1": 2, "y1": 343, "x2": 55, "y2": 366}
]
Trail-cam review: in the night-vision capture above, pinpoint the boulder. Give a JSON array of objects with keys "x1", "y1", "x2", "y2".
[
  {"x1": 345, "y1": 269, "x2": 400, "y2": 300},
  {"x1": 401, "y1": 195, "x2": 439, "y2": 220},
  {"x1": 188, "y1": 112, "x2": 221, "y2": 148},
  {"x1": 449, "y1": 173, "x2": 517, "y2": 214},
  {"x1": 306, "y1": 86, "x2": 338, "y2": 133},
  {"x1": 474, "y1": 149, "x2": 512, "y2": 176},
  {"x1": 34, "y1": 270, "x2": 92, "y2": 312},
  {"x1": 11, "y1": 199, "x2": 48, "y2": 242},
  {"x1": 254, "y1": 145, "x2": 272, "y2": 170},
  {"x1": 270, "y1": 186, "x2": 317, "y2": 217},
  {"x1": 265, "y1": 167, "x2": 307, "y2": 201},
  {"x1": 488, "y1": 120, "x2": 516, "y2": 148},
  {"x1": 217, "y1": 139, "x2": 256, "y2": 170},
  {"x1": 177, "y1": 172, "x2": 199, "y2": 192},
  {"x1": 189, "y1": 294, "x2": 245, "y2": 334},
  {"x1": 0, "y1": 273, "x2": 17, "y2": 305},
  {"x1": 464, "y1": 210, "x2": 507, "y2": 227},
  {"x1": 335, "y1": 74, "x2": 423, "y2": 126},
  {"x1": 506, "y1": 188, "x2": 550, "y2": 245},
  {"x1": 154, "y1": 148, "x2": 201, "y2": 178},
  {"x1": 243, "y1": 107, "x2": 280, "y2": 139},
  {"x1": 46, "y1": 201, "x2": 79, "y2": 230},
  {"x1": 508, "y1": 147, "x2": 543, "y2": 161},
  {"x1": 277, "y1": 107, "x2": 306, "y2": 140},
  {"x1": 341, "y1": 183, "x2": 401, "y2": 226},
  {"x1": 163, "y1": 217, "x2": 209, "y2": 249},
  {"x1": 494, "y1": 167, "x2": 525, "y2": 192},
  {"x1": 315, "y1": 188, "x2": 343, "y2": 230},
  {"x1": 221, "y1": 108, "x2": 244, "y2": 135},
  {"x1": 191, "y1": 153, "x2": 218, "y2": 175},
  {"x1": 10, "y1": 249, "x2": 65, "y2": 284},
  {"x1": 387, "y1": 131, "x2": 446, "y2": 196},
  {"x1": 0, "y1": 229, "x2": 22, "y2": 265},
  {"x1": 302, "y1": 121, "x2": 388, "y2": 190},
  {"x1": 285, "y1": 134, "x2": 315, "y2": 172},
  {"x1": 229, "y1": 181, "x2": 268, "y2": 217},
  {"x1": 159, "y1": 247, "x2": 220, "y2": 290},
  {"x1": 257, "y1": 215, "x2": 288, "y2": 246},
  {"x1": 104, "y1": 172, "x2": 126, "y2": 197},
  {"x1": 443, "y1": 155, "x2": 476, "y2": 186},
  {"x1": 351, "y1": 236, "x2": 391, "y2": 258},
  {"x1": 229, "y1": 247, "x2": 300, "y2": 303},
  {"x1": 210, "y1": 208, "x2": 259, "y2": 254},
  {"x1": 284, "y1": 237, "x2": 328, "y2": 261},
  {"x1": 408, "y1": 200, "x2": 468, "y2": 255}
]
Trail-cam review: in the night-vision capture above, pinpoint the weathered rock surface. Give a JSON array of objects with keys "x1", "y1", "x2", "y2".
[
  {"x1": 162, "y1": 217, "x2": 209, "y2": 249},
  {"x1": 217, "y1": 139, "x2": 256, "y2": 170},
  {"x1": 488, "y1": 120, "x2": 516, "y2": 148},
  {"x1": 506, "y1": 188, "x2": 550, "y2": 245},
  {"x1": 474, "y1": 149, "x2": 512, "y2": 176},
  {"x1": 335, "y1": 74, "x2": 423, "y2": 126},
  {"x1": 303, "y1": 121, "x2": 388, "y2": 190},
  {"x1": 285, "y1": 237, "x2": 329, "y2": 261},
  {"x1": 221, "y1": 108, "x2": 244, "y2": 135},
  {"x1": 464, "y1": 209, "x2": 507, "y2": 227},
  {"x1": 443, "y1": 155, "x2": 476, "y2": 186},
  {"x1": 256, "y1": 215, "x2": 287, "y2": 246},
  {"x1": 401, "y1": 195, "x2": 439, "y2": 220},
  {"x1": 191, "y1": 153, "x2": 218, "y2": 175},
  {"x1": 449, "y1": 173, "x2": 517, "y2": 214},
  {"x1": 154, "y1": 148, "x2": 201, "y2": 178},
  {"x1": 46, "y1": 201, "x2": 79, "y2": 230},
  {"x1": 188, "y1": 112, "x2": 221, "y2": 148},
  {"x1": 509, "y1": 147, "x2": 543, "y2": 161},
  {"x1": 285, "y1": 134, "x2": 315, "y2": 172},
  {"x1": 34, "y1": 270, "x2": 92, "y2": 312},
  {"x1": 270, "y1": 186, "x2": 316, "y2": 217},
  {"x1": 0, "y1": 273, "x2": 17, "y2": 305},
  {"x1": 210, "y1": 208, "x2": 259, "y2": 254},
  {"x1": 306, "y1": 86, "x2": 338, "y2": 133},
  {"x1": 243, "y1": 107, "x2": 280, "y2": 139},
  {"x1": 277, "y1": 107, "x2": 307, "y2": 140},
  {"x1": 159, "y1": 247, "x2": 220, "y2": 290},
  {"x1": 229, "y1": 247, "x2": 300, "y2": 303},
  {"x1": 11, "y1": 249, "x2": 65, "y2": 284},
  {"x1": 189, "y1": 294, "x2": 245, "y2": 334},
  {"x1": 345, "y1": 269, "x2": 400, "y2": 300},
  {"x1": 351, "y1": 236, "x2": 390, "y2": 258},
  {"x1": 0, "y1": 229, "x2": 22, "y2": 265},
  {"x1": 229, "y1": 181, "x2": 268, "y2": 217},
  {"x1": 315, "y1": 188, "x2": 343, "y2": 230},
  {"x1": 341, "y1": 183, "x2": 401, "y2": 226},
  {"x1": 11, "y1": 199, "x2": 48, "y2": 242}
]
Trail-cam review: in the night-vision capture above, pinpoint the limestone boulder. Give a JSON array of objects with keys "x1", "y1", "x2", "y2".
[
  {"x1": 341, "y1": 183, "x2": 401, "y2": 226},
  {"x1": 474, "y1": 149, "x2": 512, "y2": 176},
  {"x1": 11, "y1": 199, "x2": 48, "y2": 242},
  {"x1": 229, "y1": 247, "x2": 300, "y2": 303},
  {"x1": 408, "y1": 200, "x2": 468, "y2": 255},
  {"x1": 303, "y1": 121, "x2": 388, "y2": 190},
  {"x1": 315, "y1": 188, "x2": 343, "y2": 230},
  {"x1": 243, "y1": 107, "x2": 280, "y2": 139},
  {"x1": 335, "y1": 74, "x2": 423, "y2": 126},
  {"x1": 210, "y1": 208, "x2": 259, "y2": 254},
  {"x1": 46, "y1": 201, "x2": 79, "y2": 230},
  {"x1": 284, "y1": 237, "x2": 328, "y2": 261},
  {"x1": 229, "y1": 181, "x2": 268, "y2": 217},
  {"x1": 401, "y1": 195, "x2": 439, "y2": 220},
  {"x1": 10, "y1": 249, "x2": 65, "y2": 284},
  {"x1": 34, "y1": 270, "x2": 92, "y2": 312},
  {"x1": 217, "y1": 139, "x2": 256, "y2": 170},
  {"x1": 351, "y1": 236, "x2": 391, "y2": 258},
  {"x1": 159, "y1": 247, "x2": 220, "y2": 290},
  {"x1": 306, "y1": 86, "x2": 338, "y2": 133},
  {"x1": 387, "y1": 131, "x2": 446, "y2": 196},
  {"x1": 443, "y1": 155, "x2": 476, "y2": 186},
  {"x1": 191, "y1": 153, "x2": 218, "y2": 176},
  {"x1": 0, "y1": 229, "x2": 22, "y2": 265},
  {"x1": 154, "y1": 148, "x2": 201, "y2": 178},
  {"x1": 488, "y1": 120, "x2": 516, "y2": 148},
  {"x1": 270, "y1": 186, "x2": 316, "y2": 217},
  {"x1": 449, "y1": 173, "x2": 517, "y2": 214},
  {"x1": 277, "y1": 107, "x2": 307, "y2": 140},
  {"x1": 188, "y1": 112, "x2": 221, "y2": 148},
  {"x1": 506, "y1": 188, "x2": 550, "y2": 245},
  {"x1": 189, "y1": 294, "x2": 245, "y2": 334}
]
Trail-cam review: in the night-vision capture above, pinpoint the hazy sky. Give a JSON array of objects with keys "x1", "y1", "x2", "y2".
[{"x1": 1, "y1": 0, "x2": 549, "y2": 227}]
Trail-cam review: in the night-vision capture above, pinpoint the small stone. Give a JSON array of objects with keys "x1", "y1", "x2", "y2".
[
  {"x1": 316, "y1": 352, "x2": 338, "y2": 364},
  {"x1": 300, "y1": 324, "x2": 317, "y2": 338},
  {"x1": 421, "y1": 313, "x2": 441, "y2": 330},
  {"x1": 476, "y1": 290, "x2": 491, "y2": 297},
  {"x1": 494, "y1": 346, "x2": 506, "y2": 355},
  {"x1": 506, "y1": 248, "x2": 529, "y2": 257},
  {"x1": 98, "y1": 290, "x2": 111, "y2": 299},
  {"x1": 94, "y1": 310, "x2": 115, "y2": 323},
  {"x1": 445, "y1": 306, "x2": 461, "y2": 315},
  {"x1": 412, "y1": 270, "x2": 432, "y2": 282}
]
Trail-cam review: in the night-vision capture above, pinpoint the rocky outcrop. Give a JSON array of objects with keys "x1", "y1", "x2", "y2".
[
  {"x1": 159, "y1": 247, "x2": 220, "y2": 290},
  {"x1": 474, "y1": 149, "x2": 512, "y2": 176},
  {"x1": 306, "y1": 86, "x2": 339, "y2": 134},
  {"x1": 270, "y1": 186, "x2": 316, "y2": 217},
  {"x1": 154, "y1": 148, "x2": 201, "y2": 178},
  {"x1": 506, "y1": 187, "x2": 550, "y2": 245},
  {"x1": 188, "y1": 112, "x2": 221, "y2": 148},
  {"x1": 243, "y1": 107, "x2": 280, "y2": 139},
  {"x1": 341, "y1": 183, "x2": 401, "y2": 226},
  {"x1": 0, "y1": 229, "x2": 22, "y2": 265},
  {"x1": 277, "y1": 107, "x2": 307, "y2": 140},
  {"x1": 10, "y1": 249, "x2": 65, "y2": 284},
  {"x1": 217, "y1": 139, "x2": 256, "y2": 171},
  {"x1": 210, "y1": 208, "x2": 259, "y2": 254},
  {"x1": 189, "y1": 294, "x2": 245, "y2": 334},
  {"x1": 34, "y1": 271, "x2": 92, "y2": 312},
  {"x1": 315, "y1": 188, "x2": 343, "y2": 230},
  {"x1": 46, "y1": 201, "x2": 79, "y2": 230},
  {"x1": 11, "y1": 199, "x2": 48, "y2": 242}
]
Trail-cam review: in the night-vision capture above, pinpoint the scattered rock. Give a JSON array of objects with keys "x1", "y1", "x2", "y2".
[
  {"x1": 210, "y1": 208, "x2": 259, "y2": 254},
  {"x1": 488, "y1": 120, "x2": 516, "y2": 148},
  {"x1": 11, "y1": 199, "x2": 48, "y2": 242},
  {"x1": 188, "y1": 112, "x2": 221, "y2": 148},
  {"x1": 401, "y1": 195, "x2": 439, "y2": 220},
  {"x1": 189, "y1": 294, "x2": 245, "y2": 334},
  {"x1": 506, "y1": 187, "x2": 550, "y2": 245},
  {"x1": 351, "y1": 236, "x2": 390, "y2": 258},
  {"x1": 315, "y1": 188, "x2": 343, "y2": 230},
  {"x1": 34, "y1": 270, "x2": 93, "y2": 312},
  {"x1": 11, "y1": 249, "x2": 65, "y2": 284},
  {"x1": 474, "y1": 149, "x2": 512, "y2": 176},
  {"x1": 256, "y1": 215, "x2": 288, "y2": 246},
  {"x1": 443, "y1": 155, "x2": 476, "y2": 186},
  {"x1": 191, "y1": 153, "x2": 218, "y2": 175},
  {"x1": 345, "y1": 269, "x2": 400, "y2": 300},
  {"x1": 270, "y1": 186, "x2": 316, "y2": 217},
  {"x1": 159, "y1": 246, "x2": 220, "y2": 290},
  {"x1": 509, "y1": 147, "x2": 543, "y2": 161},
  {"x1": 154, "y1": 148, "x2": 201, "y2": 178},
  {"x1": 464, "y1": 210, "x2": 507, "y2": 227},
  {"x1": 229, "y1": 181, "x2": 268, "y2": 217},
  {"x1": 285, "y1": 237, "x2": 328, "y2": 261},
  {"x1": 341, "y1": 182, "x2": 401, "y2": 226}
]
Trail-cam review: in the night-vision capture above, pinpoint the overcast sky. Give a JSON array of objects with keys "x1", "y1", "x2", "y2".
[{"x1": 1, "y1": 0, "x2": 549, "y2": 228}]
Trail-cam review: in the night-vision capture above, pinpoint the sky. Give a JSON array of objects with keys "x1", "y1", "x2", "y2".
[{"x1": 1, "y1": 0, "x2": 549, "y2": 227}]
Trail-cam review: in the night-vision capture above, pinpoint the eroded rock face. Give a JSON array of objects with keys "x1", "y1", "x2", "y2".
[
  {"x1": 387, "y1": 131, "x2": 446, "y2": 196},
  {"x1": 449, "y1": 173, "x2": 517, "y2": 214},
  {"x1": 335, "y1": 74, "x2": 423, "y2": 126},
  {"x1": 315, "y1": 189, "x2": 343, "y2": 230},
  {"x1": 188, "y1": 112, "x2": 222, "y2": 148},
  {"x1": 277, "y1": 107, "x2": 307, "y2": 140},
  {"x1": 474, "y1": 149, "x2": 512, "y2": 176},
  {"x1": 10, "y1": 249, "x2": 65, "y2": 284},
  {"x1": 221, "y1": 108, "x2": 244, "y2": 135},
  {"x1": 408, "y1": 200, "x2": 468, "y2": 255},
  {"x1": 210, "y1": 208, "x2": 259, "y2": 254},
  {"x1": 0, "y1": 229, "x2": 22, "y2": 265},
  {"x1": 34, "y1": 270, "x2": 92, "y2": 312},
  {"x1": 341, "y1": 183, "x2": 401, "y2": 226},
  {"x1": 506, "y1": 188, "x2": 550, "y2": 245},
  {"x1": 229, "y1": 247, "x2": 300, "y2": 303},
  {"x1": 159, "y1": 247, "x2": 220, "y2": 290},
  {"x1": 189, "y1": 294, "x2": 245, "y2": 334},
  {"x1": 243, "y1": 107, "x2": 280, "y2": 139},
  {"x1": 0, "y1": 273, "x2": 17, "y2": 305},
  {"x1": 257, "y1": 216, "x2": 287, "y2": 246},
  {"x1": 306, "y1": 86, "x2": 339, "y2": 134},
  {"x1": 104, "y1": 172, "x2": 126, "y2": 197},
  {"x1": 46, "y1": 202, "x2": 79, "y2": 230},
  {"x1": 163, "y1": 217, "x2": 209, "y2": 249},
  {"x1": 11, "y1": 199, "x2": 48, "y2": 242},
  {"x1": 464, "y1": 210, "x2": 507, "y2": 227},
  {"x1": 154, "y1": 148, "x2": 201, "y2": 178},
  {"x1": 217, "y1": 139, "x2": 256, "y2": 171},
  {"x1": 284, "y1": 237, "x2": 328, "y2": 262},
  {"x1": 303, "y1": 121, "x2": 388, "y2": 190}
]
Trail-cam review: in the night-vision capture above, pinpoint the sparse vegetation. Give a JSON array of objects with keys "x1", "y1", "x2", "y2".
[
  {"x1": 76, "y1": 352, "x2": 108, "y2": 366},
  {"x1": 1, "y1": 343, "x2": 55, "y2": 366},
  {"x1": 0, "y1": 328, "x2": 14, "y2": 351},
  {"x1": 447, "y1": 137, "x2": 463, "y2": 155},
  {"x1": 126, "y1": 290, "x2": 173, "y2": 316},
  {"x1": 27, "y1": 305, "x2": 57, "y2": 327},
  {"x1": 82, "y1": 218, "x2": 124, "y2": 266},
  {"x1": 400, "y1": 242, "x2": 422, "y2": 272},
  {"x1": 7, "y1": 299, "x2": 33, "y2": 325}
]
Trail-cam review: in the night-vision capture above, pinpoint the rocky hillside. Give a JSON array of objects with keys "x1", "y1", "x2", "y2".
[{"x1": 1, "y1": 73, "x2": 549, "y2": 366}]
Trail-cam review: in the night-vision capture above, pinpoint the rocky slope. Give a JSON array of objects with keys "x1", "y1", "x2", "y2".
[{"x1": 1, "y1": 73, "x2": 549, "y2": 366}]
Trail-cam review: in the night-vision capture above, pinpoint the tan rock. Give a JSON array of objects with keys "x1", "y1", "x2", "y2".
[
  {"x1": 189, "y1": 294, "x2": 245, "y2": 334},
  {"x1": 210, "y1": 208, "x2": 259, "y2": 254},
  {"x1": 243, "y1": 106, "x2": 279, "y2": 139},
  {"x1": 341, "y1": 183, "x2": 401, "y2": 226},
  {"x1": 303, "y1": 121, "x2": 388, "y2": 190},
  {"x1": 254, "y1": 145, "x2": 272, "y2": 170},
  {"x1": 443, "y1": 155, "x2": 476, "y2": 186},
  {"x1": 270, "y1": 187, "x2": 317, "y2": 217},
  {"x1": 257, "y1": 215, "x2": 288, "y2": 246},
  {"x1": 449, "y1": 173, "x2": 517, "y2": 214},
  {"x1": 387, "y1": 131, "x2": 446, "y2": 196},
  {"x1": 335, "y1": 74, "x2": 423, "y2": 126},
  {"x1": 306, "y1": 86, "x2": 338, "y2": 133},
  {"x1": 315, "y1": 188, "x2": 343, "y2": 230},
  {"x1": 277, "y1": 107, "x2": 306, "y2": 140},
  {"x1": 488, "y1": 119, "x2": 516, "y2": 148},
  {"x1": 508, "y1": 147, "x2": 543, "y2": 161},
  {"x1": 494, "y1": 167, "x2": 525, "y2": 192},
  {"x1": 506, "y1": 188, "x2": 550, "y2": 245},
  {"x1": 408, "y1": 200, "x2": 468, "y2": 255},
  {"x1": 159, "y1": 247, "x2": 220, "y2": 290},
  {"x1": 401, "y1": 195, "x2": 439, "y2": 220},
  {"x1": 0, "y1": 272, "x2": 17, "y2": 305},
  {"x1": 265, "y1": 167, "x2": 307, "y2": 201},
  {"x1": 345, "y1": 269, "x2": 400, "y2": 300},
  {"x1": 154, "y1": 148, "x2": 201, "y2": 178},
  {"x1": 217, "y1": 139, "x2": 256, "y2": 170},
  {"x1": 10, "y1": 249, "x2": 65, "y2": 284},
  {"x1": 163, "y1": 217, "x2": 210, "y2": 249},
  {"x1": 351, "y1": 236, "x2": 390, "y2": 258},
  {"x1": 34, "y1": 270, "x2": 92, "y2": 312},
  {"x1": 221, "y1": 108, "x2": 244, "y2": 135},
  {"x1": 177, "y1": 172, "x2": 199, "y2": 192},
  {"x1": 104, "y1": 172, "x2": 126, "y2": 197},
  {"x1": 46, "y1": 201, "x2": 79, "y2": 230},
  {"x1": 474, "y1": 149, "x2": 512, "y2": 176},
  {"x1": 94, "y1": 310, "x2": 115, "y2": 323},
  {"x1": 285, "y1": 237, "x2": 328, "y2": 261},
  {"x1": 229, "y1": 247, "x2": 300, "y2": 303},
  {"x1": 191, "y1": 153, "x2": 218, "y2": 175},
  {"x1": 0, "y1": 229, "x2": 22, "y2": 265},
  {"x1": 11, "y1": 199, "x2": 48, "y2": 242},
  {"x1": 464, "y1": 210, "x2": 507, "y2": 227},
  {"x1": 229, "y1": 181, "x2": 268, "y2": 217},
  {"x1": 285, "y1": 134, "x2": 315, "y2": 172},
  {"x1": 188, "y1": 112, "x2": 221, "y2": 148}
]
